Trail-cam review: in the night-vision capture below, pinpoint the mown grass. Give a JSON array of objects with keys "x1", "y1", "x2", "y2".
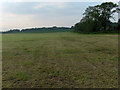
[{"x1": 2, "y1": 32, "x2": 118, "y2": 88}]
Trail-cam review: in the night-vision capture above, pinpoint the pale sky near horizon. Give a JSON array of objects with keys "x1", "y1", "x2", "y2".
[{"x1": 0, "y1": 1, "x2": 119, "y2": 31}]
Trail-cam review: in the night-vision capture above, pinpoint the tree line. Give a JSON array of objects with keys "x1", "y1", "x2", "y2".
[
  {"x1": 74, "y1": 2, "x2": 120, "y2": 33},
  {"x1": 3, "y1": 26, "x2": 74, "y2": 33}
]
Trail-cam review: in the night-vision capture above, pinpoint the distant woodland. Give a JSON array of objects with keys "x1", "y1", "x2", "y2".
[{"x1": 2, "y1": 26, "x2": 74, "y2": 34}]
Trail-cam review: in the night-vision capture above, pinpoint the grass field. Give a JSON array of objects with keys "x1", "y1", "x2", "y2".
[{"x1": 2, "y1": 32, "x2": 118, "y2": 88}]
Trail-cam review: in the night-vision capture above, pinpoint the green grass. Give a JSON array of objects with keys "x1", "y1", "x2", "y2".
[{"x1": 2, "y1": 32, "x2": 118, "y2": 88}]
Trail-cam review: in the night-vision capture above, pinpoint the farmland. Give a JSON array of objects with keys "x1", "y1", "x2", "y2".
[{"x1": 2, "y1": 32, "x2": 118, "y2": 88}]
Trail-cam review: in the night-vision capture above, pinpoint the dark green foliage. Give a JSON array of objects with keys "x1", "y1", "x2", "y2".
[
  {"x1": 74, "y1": 2, "x2": 120, "y2": 33},
  {"x1": 6, "y1": 29, "x2": 20, "y2": 33},
  {"x1": 75, "y1": 19, "x2": 102, "y2": 33},
  {"x1": 3, "y1": 26, "x2": 73, "y2": 34},
  {"x1": 118, "y1": 19, "x2": 120, "y2": 30}
]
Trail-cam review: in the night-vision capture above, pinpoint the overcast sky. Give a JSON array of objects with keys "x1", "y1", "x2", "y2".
[{"x1": 0, "y1": 0, "x2": 119, "y2": 31}]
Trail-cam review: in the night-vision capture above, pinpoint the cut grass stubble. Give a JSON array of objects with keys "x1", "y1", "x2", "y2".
[{"x1": 2, "y1": 32, "x2": 118, "y2": 88}]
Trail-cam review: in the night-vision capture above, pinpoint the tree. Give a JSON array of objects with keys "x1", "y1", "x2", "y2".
[
  {"x1": 74, "y1": 2, "x2": 120, "y2": 33},
  {"x1": 99, "y1": 2, "x2": 119, "y2": 30}
]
